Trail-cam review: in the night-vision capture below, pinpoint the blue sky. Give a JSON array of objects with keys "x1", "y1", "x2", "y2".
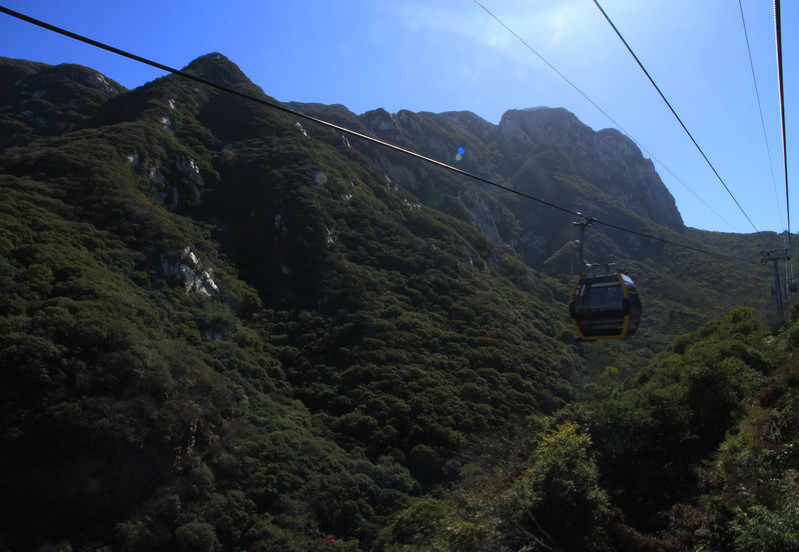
[{"x1": 1, "y1": 0, "x2": 795, "y2": 237}]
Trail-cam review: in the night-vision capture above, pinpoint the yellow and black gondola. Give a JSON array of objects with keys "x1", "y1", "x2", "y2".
[{"x1": 569, "y1": 271, "x2": 642, "y2": 340}]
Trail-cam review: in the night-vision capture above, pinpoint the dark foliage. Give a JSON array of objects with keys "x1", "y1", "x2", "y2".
[{"x1": 0, "y1": 53, "x2": 793, "y2": 551}]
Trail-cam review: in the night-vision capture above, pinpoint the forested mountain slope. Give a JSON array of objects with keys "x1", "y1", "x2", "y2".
[
  {"x1": 0, "y1": 53, "x2": 793, "y2": 551},
  {"x1": 375, "y1": 306, "x2": 799, "y2": 551}
]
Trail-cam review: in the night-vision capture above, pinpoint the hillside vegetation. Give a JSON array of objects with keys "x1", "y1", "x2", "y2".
[
  {"x1": 0, "y1": 54, "x2": 795, "y2": 551},
  {"x1": 374, "y1": 306, "x2": 799, "y2": 552}
]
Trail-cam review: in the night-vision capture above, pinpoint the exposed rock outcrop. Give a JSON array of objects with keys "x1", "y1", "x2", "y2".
[
  {"x1": 499, "y1": 108, "x2": 683, "y2": 230},
  {"x1": 161, "y1": 247, "x2": 218, "y2": 295}
]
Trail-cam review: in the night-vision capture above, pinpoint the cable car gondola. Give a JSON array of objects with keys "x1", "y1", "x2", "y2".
[
  {"x1": 568, "y1": 215, "x2": 642, "y2": 340},
  {"x1": 569, "y1": 271, "x2": 642, "y2": 340}
]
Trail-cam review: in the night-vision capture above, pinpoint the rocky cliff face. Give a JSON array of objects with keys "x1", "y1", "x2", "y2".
[
  {"x1": 498, "y1": 108, "x2": 683, "y2": 230},
  {"x1": 348, "y1": 103, "x2": 684, "y2": 269},
  {"x1": 0, "y1": 53, "x2": 683, "y2": 273}
]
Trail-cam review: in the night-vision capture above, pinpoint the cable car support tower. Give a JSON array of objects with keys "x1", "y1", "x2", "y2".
[{"x1": 761, "y1": 239, "x2": 796, "y2": 324}]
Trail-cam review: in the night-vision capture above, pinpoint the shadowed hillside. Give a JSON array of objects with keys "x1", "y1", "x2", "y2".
[{"x1": 0, "y1": 53, "x2": 794, "y2": 551}]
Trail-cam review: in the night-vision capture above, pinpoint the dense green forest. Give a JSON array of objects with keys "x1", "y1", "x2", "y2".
[{"x1": 0, "y1": 54, "x2": 796, "y2": 551}]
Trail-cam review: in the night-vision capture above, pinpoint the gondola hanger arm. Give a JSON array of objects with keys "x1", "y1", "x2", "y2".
[{"x1": 573, "y1": 213, "x2": 598, "y2": 270}]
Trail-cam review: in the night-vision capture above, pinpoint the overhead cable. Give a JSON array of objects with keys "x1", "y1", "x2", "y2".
[
  {"x1": 773, "y1": 0, "x2": 791, "y2": 250},
  {"x1": 472, "y1": 0, "x2": 737, "y2": 232},
  {"x1": 0, "y1": 5, "x2": 757, "y2": 264},
  {"x1": 592, "y1": 0, "x2": 762, "y2": 235},
  {"x1": 738, "y1": 0, "x2": 783, "y2": 232}
]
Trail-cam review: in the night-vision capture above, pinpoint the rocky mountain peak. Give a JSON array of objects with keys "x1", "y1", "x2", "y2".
[
  {"x1": 440, "y1": 110, "x2": 495, "y2": 140},
  {"x1": 499, "y1": 107, "x2": 683, "y2": 230},
  {"x1": 182, "y1": 53, "x2": 254, "y2": 89},
  {"x1": 361, "y1": 108, "x2": 407, "y2": 143},
  {"x1": 499, "y1": 107, "x2": 589, "y2": 145}
]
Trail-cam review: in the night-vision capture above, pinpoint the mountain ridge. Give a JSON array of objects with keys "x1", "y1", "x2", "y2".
[{"x1": 0, "y1": 52, "x2": 787, "y2": 551}]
